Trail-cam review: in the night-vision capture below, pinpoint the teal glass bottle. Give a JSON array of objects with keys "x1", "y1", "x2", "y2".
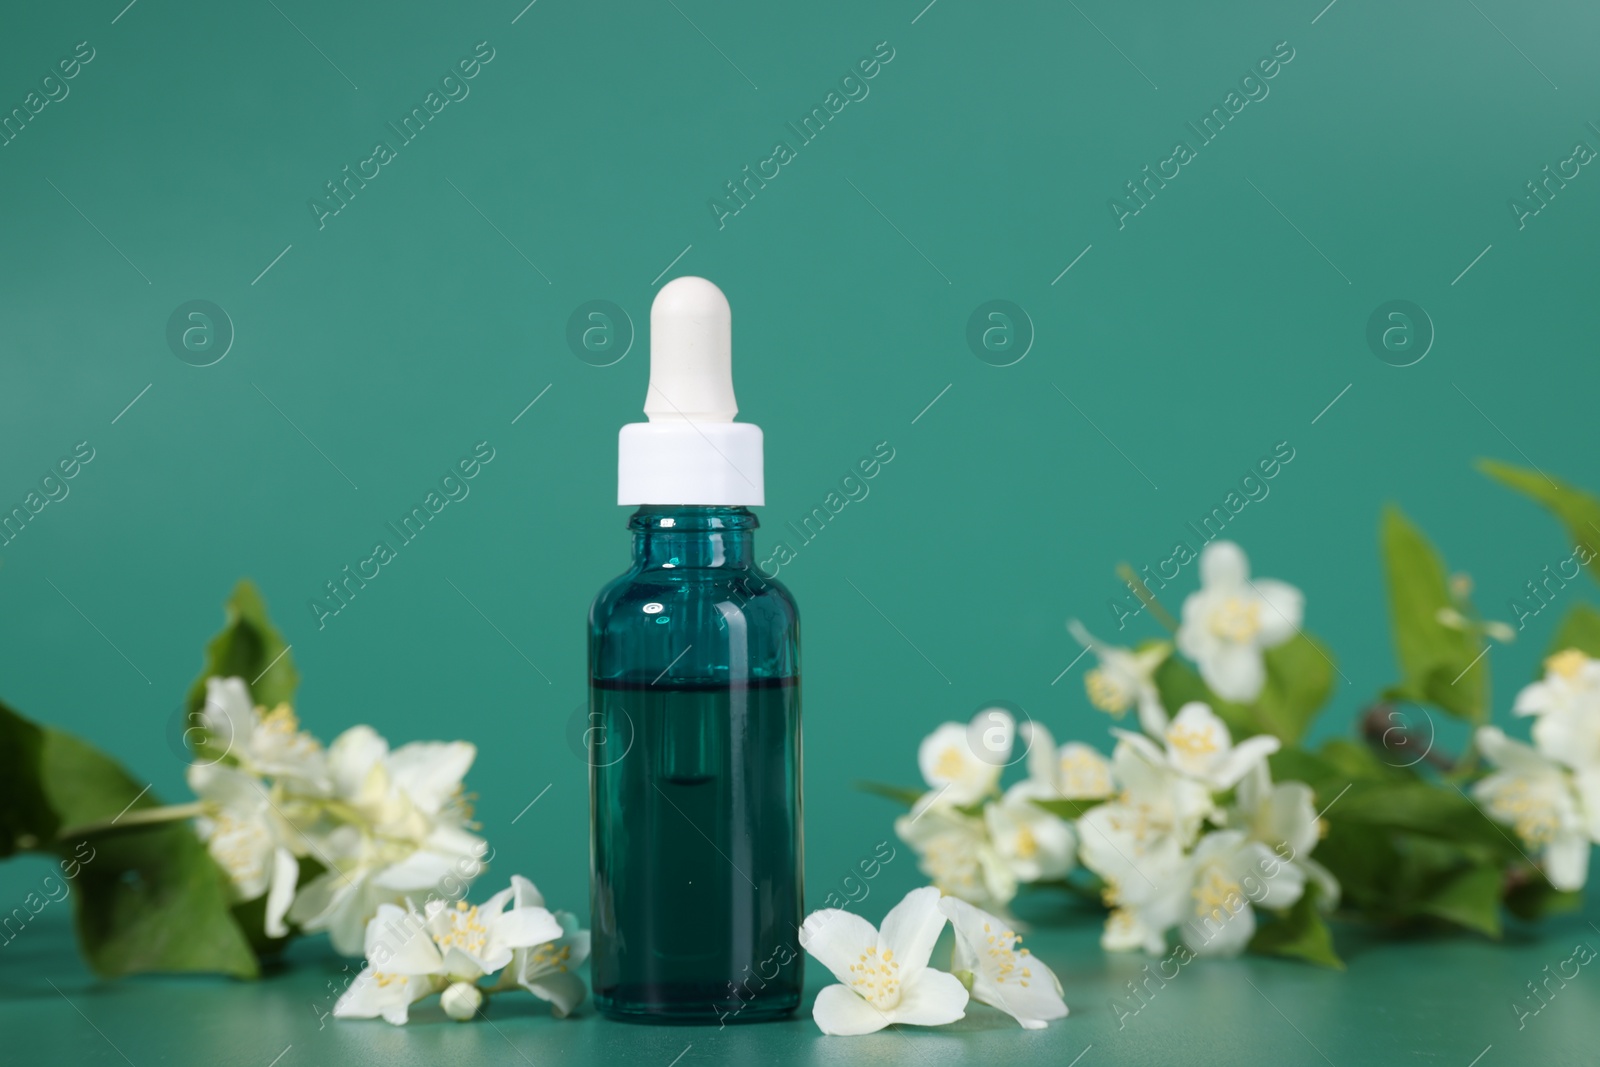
[{"x1": 588, "y1": 504, "x2": 803, "y2": 1022}]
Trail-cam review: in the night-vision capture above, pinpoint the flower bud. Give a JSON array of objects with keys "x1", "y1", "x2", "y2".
[
  {"x1": 1483, "y1": 620, "x2": 1516, "y2": 645},
  {"x1": 441, "y1": 981, "x2": 483, "y2": 1021}
]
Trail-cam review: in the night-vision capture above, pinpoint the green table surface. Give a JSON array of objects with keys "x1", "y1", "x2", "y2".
[{"x1": 7, "y1": 891, "x2": 1597, "y2": 1067}]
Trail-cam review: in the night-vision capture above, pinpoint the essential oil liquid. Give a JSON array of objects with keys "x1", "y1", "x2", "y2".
[{"x1": 589, "y1": 675, "x2": 803, "y2": 1022}]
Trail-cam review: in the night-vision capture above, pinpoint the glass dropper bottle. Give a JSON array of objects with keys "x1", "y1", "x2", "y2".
[{"x1": 587, "y1": 277, "x2": 803, "y2": 1023}]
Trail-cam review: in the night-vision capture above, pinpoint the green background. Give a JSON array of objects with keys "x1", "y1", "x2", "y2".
[{"x1": 3, "y1": 0, "x2": 1599, "y2": 1062}]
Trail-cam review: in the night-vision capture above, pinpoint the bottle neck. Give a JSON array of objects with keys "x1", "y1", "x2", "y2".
[{"x1": 629, "y1": 506, "x2": 757, "y2": 570}]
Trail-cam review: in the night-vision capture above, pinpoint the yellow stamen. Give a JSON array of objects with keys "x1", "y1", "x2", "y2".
[
  {"x1": 934, "y1": 747, "x2": 967, "y2": 779},
  {"x1": 1167, "y1": 723, "x2": 1219, "y2": 759},
  {"x1": 1085, "y1": 668, "x2": 1131, "y2": 715},
  {"x1": 1192, "y1": 866, "x2": 1244, "y2": 924},
  {"x1": 1546, "y1": 648, "x2": 1590, "y2": 681},
  {"x1": 1014, "y1": 823, "x2": 1039, "y2": 860},
  {"x1": 1207, "y1": 596, "x2": 1262, "y2": 643}
]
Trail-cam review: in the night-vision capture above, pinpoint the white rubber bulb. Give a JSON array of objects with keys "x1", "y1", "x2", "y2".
[{"x1": 646, "y1": 276, "x2": 736, "y2": 423}]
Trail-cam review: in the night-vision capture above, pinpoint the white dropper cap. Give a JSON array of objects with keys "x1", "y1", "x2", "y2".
[
  {"x1": 618, "y1": 277, "x2": 764, "y2": 506},
  {"x1": 645, "y1": 276, "x2": 736, "y2": 422}
]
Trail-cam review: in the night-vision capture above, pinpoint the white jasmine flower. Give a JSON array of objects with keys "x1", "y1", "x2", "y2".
[
  {"x1": 334, "y1": 880, "x2": 563, "y2": 1026},
  {"x1": 1089, "y1": 733, "x2": 1216, "y2": 855},
  {"x1": 496, "y1": 875, "x2": 591, "y2": 1018},
  {"x1": 895, "y1": 802, "x2": 1017, "y2": 910},
  {"x1": 197, "y1": 676, "x2": 326, "y2": 786},
  {"x1": 440, "y1": 981, "x2": 483, "y2": 1021},
  {"x1": 384, "y1": 739, "x2": 484, "y2": 817},
  {"x1": 1067, "y1": 620, "x2": 1172, "y2": 736},
  {"x1": 291, "y1": 824, "x2": 487, "y2": 956},
  {"x1": 1018, "y1": 722, "x2": 1115, "y2": 801},
  {"x1": 1176, "y1": 542, "x2": 1303, "y2": 703},
  {"x1": 1515, "y1": 649, "x2": 1600, "y2": 771},
  {"x1": 333, "y1": 968, "x2": 439, "y2": 1025},
  {"x1": 1180, "y1": 830, "x2": 1304, "y2": 957},
  {"x1": 799, "y1": 886, "x2": 969, "y2": 1036},
  {"x1": 1231, "y1": 762, "x2": 1339, "y2": 908},
  {"x1": 1117, "y1": 701, "x2": 1281, "y2": 792},
  {"x1": 1100, "y1": 893, "x2": 1187, "y2": 956},
  {"x1": 333, "y1": 902, "x2": 444, "y2": 1025},
  {"x1": 940, "y1": 895, "x2": 1067, "y2": 1030},
  {"x1": 186, "y1": 762, "x2": 302, "y2": 937},
  {"x1": 423, "y1": 883, "x2": 564, "y2": 982},
  {"x1": 288, "y1": 841, "x2": 402, "y2": 957},
  {"x1": 1078, "y1": 740, "x2": 1210, "y2": 954},
  {"x1": 916, "y1": 707, "x2": 1015, "y2": 805},
  {"x1": 1055, "y1": 743, "x2": 1116, "y2": 799},
  {"x1": 1474, "y1": 726, "x2": 1600, "y2": 891},
  {"x1": 291, "y1": 726, "x2": 487, "y2": 955},
  {"x1": 985, "y1": 784, "x2": 1077, "y2": 884}
]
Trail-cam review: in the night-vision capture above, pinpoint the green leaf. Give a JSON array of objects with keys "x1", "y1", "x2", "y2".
[
  {"x1": 1270, "y1": 740, "x2": 1397, "y2": 798},
  {"x1": 1030, "y1": 797, "x2": 1106, "y2": 820},
  {"x1": 1267, "y1": 744, "x2": 1341, "y2": 789},
  {"x1": 0, "y1": 700, "x2": 259, "y2": 978},
  {"x1": 1479, "y1": 459, "x2": 1600, "y2": 585},
  {"x1": 1267, "y1": 745, "x2": 1408, "y2": 885},
  {"x1": 0, "y1": 699, "x2": 56, "y2": 858},
  {"x1": 231, "y1": 893, "x2": 292, "y2": 961},
  {"x1": 1289, "y1": 743, "x2": 1533, "y2": 935},
  {"x1": 1315, "y1": 738, "x2": 1406, "y2": 784},
  {"x1": 1504, "y1": 870, "x2": 1583, "y2": 921},
  {"x1": 856, "y1": 781, "x2": 925, "y2": 808},
  {"x1": 70, "y1": 820, "x2": 260, "y2": 979},
  {"x1": 1330, "y1": 780, "x2": 1519, "y2": 859},
  {"x1": 1312, "y1": 826, "x2": 1480, "y2": 930},
  {"x1": 1249, "y1": 882, "x2": 1343, "y2": 968},
  {"x1": 1309, "y1": 819, "x2": 1402, "y2": 919},
  {"x1": 186, "y1": 579, "x2": 299, "y2": 718},
  {"x1": 1251, "y1": 634, "x2": 1336, "y2": 744},
  {"x1": 42, "y1": 729, "x2": 260, "y2": 979},
  {"x1": 1415, "y1": 863, "x2": 1502, "y2": 938},
  {"x1": 1549, "y1": 603, "x2": 1600, "y2": 660},
  {"x1": 38, "y1": 724, "x2": 165, "y2": 831},
  {"x1": 1153, "y1": 636, "x2": 1333, "y2": 744},
  {"x1": 1380, "y1": 507, "x2": 1487, "y2": 721}
]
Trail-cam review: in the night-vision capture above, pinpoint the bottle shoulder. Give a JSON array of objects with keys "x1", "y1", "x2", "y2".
[
  {"x1": 590, "y1": 565, "x2": 799, "y2": 627},
  {"x1": 590, "y1": 565, "x2": 799, "y2": 682}
]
